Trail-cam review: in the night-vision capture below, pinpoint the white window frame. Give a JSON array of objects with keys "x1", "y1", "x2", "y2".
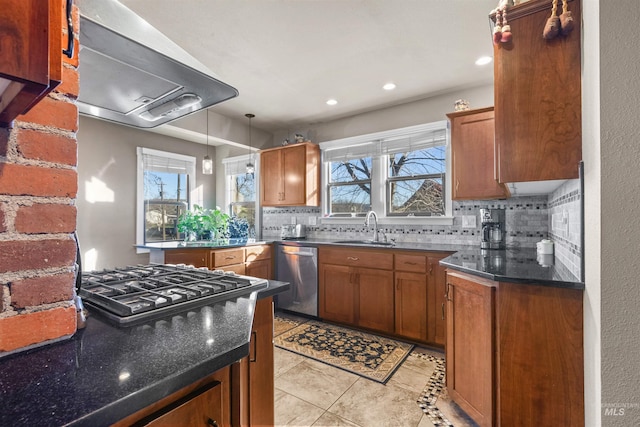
[
  {"x1": 222, "y1": 153, "x2": 260, "y2": 234},
  {"x1": 320, "y1": 121, "x2": 453, "y2": 226},
  {"x1": 136, "y1": 147, "x2": 198, "y2": 252}
]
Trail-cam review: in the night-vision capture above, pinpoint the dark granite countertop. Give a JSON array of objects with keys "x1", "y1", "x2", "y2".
[
  {"x1": 439, "y1": 248, "x2": 584, "y2": 289},
  {"x1": 138, "y1": 238, "x2": 271, "y2": 250},
  {"x1": 0, "y1": 281, "x2": 289, "y2": 427},
  {"x1": 140, "y1": 238, "x2": 583, "y2": 289}
]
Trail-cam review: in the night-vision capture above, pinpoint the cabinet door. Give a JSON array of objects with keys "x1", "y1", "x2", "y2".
[
  {"x1": 245, "y1": 259, "x2": 271, "y2": 279},
  {"x1": 281, "y1": 144, "x2": 307, "y2": 205},
  {"x1": 394, "y1": 271, "x2": 427, "y2": 341},
  {"x1": 144, "y1": 381, "x2": 224, "y2": 427},
  {"x1": 319, "y1": 263, "x2": 355, "y2": 324},
  {"x1": 428, "y1": 255, "x2": 449, "y2": 346},
  {"x1": 494, "y1": 0, "x2": 581, "y2": 182},
  {"x1": 446, "y1": 272, "x2": 495, "y2": 427},
  {"x1": 448, "y1": 108, "x2": 508, "y2": 200},
  {"x1": 164, "y1": 249, "x2": 209, "y2": 268},
  {"x1": 260, "y1": 149, "x2": 283, "y2": 205},
  {"x1": 248, "y1": 297, "x2": 275, "y2": 426},
  {"x1": 357, "y1": 268, "x2": 394, "y2": 334}
]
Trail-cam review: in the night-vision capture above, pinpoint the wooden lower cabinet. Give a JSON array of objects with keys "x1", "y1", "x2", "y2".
[
  {"x1": 232, "y1": 297, "x2": 275, "y2": 427},
  {"x1": 320, "y1": 247, "x2": 451, "y2": 344},
  {"x1": 445, "y1": 270, "x2": 584, "y2": 427},
  {"x1": 446, "y1": 271, "x2": 495, "y2": 427},
  {"x1": 319, "y1": 263, "x2": 356, "y2": 324},
  {"x1": 164, "y1": 245, "x2": 273, "y2": 279},
  {"x1": 113, "y1": 367, "x2": 231, "y2": 427},
  {"x1": 394, "y1": 271, "x2": 428, "y2": 342},
  {"x1": 427, "y1": 254, "x2": 448, "y2": 345},
  {"x1": 356, "y1": 268, "x2": 394, "y2": 333}
]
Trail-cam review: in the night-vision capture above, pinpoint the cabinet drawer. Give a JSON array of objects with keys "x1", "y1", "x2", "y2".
[
  {"x1": 321, "y1": 247, "x2": 393, "y2": 270},
  {"x1": 245, "y1": 245, "x2": 272, "y2": 262},
  {"x1": 395, "y1": 254, "x2": 427, "y2": 273},
  {"x1": 212, "y1": 248, "x2": 245, "y2": 267},
  {"x1": 220, "y1": 263, "x2": 246, "y2": 275}
]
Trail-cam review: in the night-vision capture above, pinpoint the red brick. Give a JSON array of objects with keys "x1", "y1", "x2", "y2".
[
  {"x1": 15, "y1": 128, "x2": 77, "y2": 166},
  {"x1": 0, "y1": 306, "x2": 76, "y2": 352},
  {"x1": 0, "y1": 127, "x2": 8, "y2": 157},
  {"x1": 0, "y1": 239, "x2": 76, "y2": 273},
  {"x1": 56, "y1": 66, "x2": 79, "y2": 99},
  {"x1": 15, "y1": 204, "x2": 76, "y2": 234},
  {"x1": 18, "y1": 96, "x2": 78, "y2": 132},
  {"x1": 10, "y1": 273, "x2": 75, "y2": 308},
  {"x1": 0, "y1": 163, "x2": 77, "y2": 198}
]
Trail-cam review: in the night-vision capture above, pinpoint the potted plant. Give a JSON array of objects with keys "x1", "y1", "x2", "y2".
[{"x1": 177, "y1": 205, "x2": 229, "y2": 241}]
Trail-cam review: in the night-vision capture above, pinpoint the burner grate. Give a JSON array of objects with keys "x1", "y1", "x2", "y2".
[{"x1": 80, "y1": 264, "x2": 267, "y2": 325}]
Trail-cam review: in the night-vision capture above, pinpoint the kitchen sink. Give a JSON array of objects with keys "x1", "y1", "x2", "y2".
[{"x1": 331, "y1": 240, "x2": 395, "y2": 246}]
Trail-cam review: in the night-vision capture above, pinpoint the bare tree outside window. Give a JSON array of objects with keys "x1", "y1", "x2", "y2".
[
  {"x1": 143, "y1": 171, "x2": 189, "y2": 242},
  {"x1": 229, "y1": 172, "x2": 256, "y2": 228},
  {"x1": 327, "y1": 145, "x2": 445, "y2": 217}
]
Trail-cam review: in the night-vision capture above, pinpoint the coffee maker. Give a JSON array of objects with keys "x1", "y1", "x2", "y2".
[{"x1": 480, "y1": 208, "x2": 506, "y2": 250}]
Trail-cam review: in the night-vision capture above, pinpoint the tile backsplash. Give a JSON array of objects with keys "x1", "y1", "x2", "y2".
[
  {"x1": 262, "y1": 195, "x2": 549, "y2": 248},
  {"x1": 262, "y1": 181, "x2": 583, "y2": 281}
]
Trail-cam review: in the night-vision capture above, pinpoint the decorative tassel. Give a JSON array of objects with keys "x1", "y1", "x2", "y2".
[
  {"x1": 543, "y1": 0, "x2": 560, "y2": 40},
  {"x1": 559, "y1": 0, "x2": 574, "y2": 35},
  {"x1": 501, "y1": 8, "x2": 512, "y2": 42},
  {"x1": 493, "y1": 7, "x2": 503, "y2": 45}
]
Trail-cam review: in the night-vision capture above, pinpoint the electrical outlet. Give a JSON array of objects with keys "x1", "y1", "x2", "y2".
[
  {"x1": 462, "y1": 215, "x2": 477, "y2": 228},
  {"x1": 308, "y1": 216, "x2": 317, "y2": 225},
  {"x1": 290, "y1": 216, "x2": 296, "y2": 225}
]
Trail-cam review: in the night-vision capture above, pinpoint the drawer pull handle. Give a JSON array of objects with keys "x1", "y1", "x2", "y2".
[
  {"x1": 207, "y1": 418, "x2": 219, "y2": 427},
  {"x1": 347, "y1": 256, "x2": 359, "y2": 261},
  {"x1": 441, "y1": 303, "x2": 445, "y2": 320},
  {"x1": 404, "y1": 261, "x2": 417, "y2": 265},
  {"x1": 225, "y1": 256, "x2": 236, "y2": 260}
]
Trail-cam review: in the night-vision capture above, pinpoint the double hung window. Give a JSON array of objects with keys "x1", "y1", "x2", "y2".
[
  {"x1": 223, "y1": 155, "x2": 256, "y2": 229},
  {"x1": 136, "y1": 148, "x2": 196, "y2": 244},
  {"x1": 321, "y1": 122, "x2": 448, "y2": 219}
]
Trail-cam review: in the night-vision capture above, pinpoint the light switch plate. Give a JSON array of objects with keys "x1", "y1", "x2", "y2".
[
  {"x1": 290, "y1": 216, "x2": 296, "y2": 224},
  {"x1": 462, "y1": 215, "x2": 477, "y2": 228}
]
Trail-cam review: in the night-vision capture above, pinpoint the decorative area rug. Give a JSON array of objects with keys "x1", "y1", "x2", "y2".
[{"x1": 274, "y1": 317, "x2": 414, "y2": 384}]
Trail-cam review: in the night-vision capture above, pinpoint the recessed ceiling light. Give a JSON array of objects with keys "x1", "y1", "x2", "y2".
[
  {"x1": 326, "y1": 99, "x2": 338, "y2": 106},
  {"x1": 383, "y1": 83, "x2": 396, "y2": 91},
  {"x1": 475, "y1": 56, "x2": 493, "y2": 66}
]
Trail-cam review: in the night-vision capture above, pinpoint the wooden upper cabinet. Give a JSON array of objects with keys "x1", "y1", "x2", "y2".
[
  {"x1": 448, "y1": 107, "x2": 508, "y2": 200},
  {"x1": 259, "y1": 142, "x2": 320, "y2": 207},
  {"x1": 0, "y1": 0, "x2": 65, "y2": 126},
  {"x1": 493, "y1": 0, "x2": 582, "y2": 183}
]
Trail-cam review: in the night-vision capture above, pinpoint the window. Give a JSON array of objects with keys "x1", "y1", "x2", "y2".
[
  {"x1": 321, "y1": 121, "x2": 449, "y2": 220},
  {"x1": 136, "y1": 148, "x2": 196, "y2": 245},
  {"x1": 327, "y1": 156, "x2": 372, "y2": 216},
  {"x1": 223, "y1": 155, "x2": 256, "y2": 229}
]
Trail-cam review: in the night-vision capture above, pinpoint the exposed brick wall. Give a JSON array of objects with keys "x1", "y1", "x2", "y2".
[{"x1": 0, "y1": 1, "x2": 80, "y2": 354}]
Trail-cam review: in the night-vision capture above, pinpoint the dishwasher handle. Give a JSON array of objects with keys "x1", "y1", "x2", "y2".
[{"x1": 281, "y1": 250, "x2": 315, "y2": 257}]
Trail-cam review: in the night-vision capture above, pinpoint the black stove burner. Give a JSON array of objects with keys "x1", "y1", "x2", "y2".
[{"x1": 80, "y1": 264, "x2": 268, "y2": 326}]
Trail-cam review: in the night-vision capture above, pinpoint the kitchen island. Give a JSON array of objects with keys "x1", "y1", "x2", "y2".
[{"x1": 0, "y1": 281, "x2": 288, "y2": 426}]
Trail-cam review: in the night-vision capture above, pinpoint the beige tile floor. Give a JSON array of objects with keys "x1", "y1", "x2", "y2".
[{"x1": 274, "y1": 346, "x2": 477, "y2": 427}]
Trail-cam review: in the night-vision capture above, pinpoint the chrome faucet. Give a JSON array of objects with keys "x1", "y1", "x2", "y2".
[{"x1": 364, "y1": 210, "x2": 379, "y2": 242}]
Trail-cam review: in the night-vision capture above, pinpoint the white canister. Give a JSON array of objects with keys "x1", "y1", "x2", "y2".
[{"x1": 536, "y1": 239, "x2": 554, "y2": 255}]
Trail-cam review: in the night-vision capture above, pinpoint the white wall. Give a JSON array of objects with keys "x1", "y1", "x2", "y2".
[
  {"x1": 595, "y1": 1, "x2": 640, "y2": 425},
  {"x1": 77, "y1": 116, "x2": 217, "y2": 270},
  {"x1": 271, "y1": 84, "x2": 494, "y2": 144}
]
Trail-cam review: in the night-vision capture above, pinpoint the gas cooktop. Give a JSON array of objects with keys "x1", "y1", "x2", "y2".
[{"x1": 80, "y1": 264, "x2": 268, "y2": 326}]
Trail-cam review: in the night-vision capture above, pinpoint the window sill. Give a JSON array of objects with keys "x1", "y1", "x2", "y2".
[{"x1": 320, "y1": 216, "x2": 454, "y2": 226}]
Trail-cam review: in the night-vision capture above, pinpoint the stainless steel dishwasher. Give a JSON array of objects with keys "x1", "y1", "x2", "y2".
[{"x1": 275, "y1": 243, "x2": 318, "y2": 317}]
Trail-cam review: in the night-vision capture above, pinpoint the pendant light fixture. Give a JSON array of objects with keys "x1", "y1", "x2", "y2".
[
  {"x1": 202, "y1": 109, "x2": 213, "y2": 175},
  {"x1": 245, "y1": 113, "x2": 255, "y2": 175}
]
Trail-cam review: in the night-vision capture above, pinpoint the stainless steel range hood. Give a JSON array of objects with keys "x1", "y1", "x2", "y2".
[{"x1": 78, "y1": 0, "x2": 238, "y2": 128}]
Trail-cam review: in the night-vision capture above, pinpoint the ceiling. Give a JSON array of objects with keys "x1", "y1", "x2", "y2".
[{"x1": 119, "y1": 0, "x2": 497, "y2": 133}]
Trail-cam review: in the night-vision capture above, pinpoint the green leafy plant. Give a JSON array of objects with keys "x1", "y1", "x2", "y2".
[{"x1": 177, "y1": 205, "x2": 229, "y2": 240}]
